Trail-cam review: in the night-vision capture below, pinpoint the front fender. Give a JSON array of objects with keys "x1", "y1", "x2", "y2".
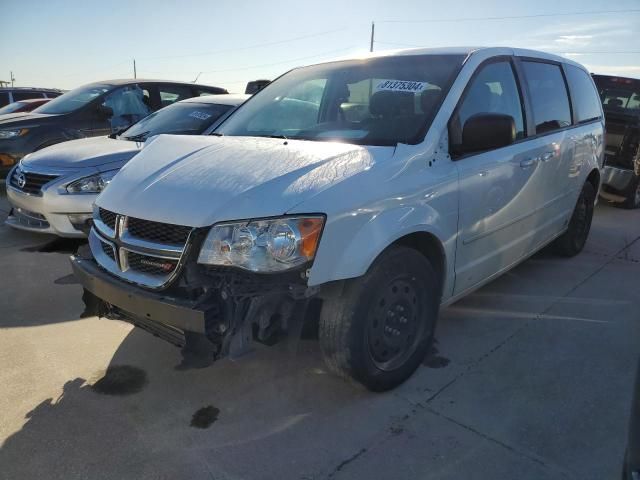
[{"x1": 308, "y1": 196, "x2": 458, "y2": 300}]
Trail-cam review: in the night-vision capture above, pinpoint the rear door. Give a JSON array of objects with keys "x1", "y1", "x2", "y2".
[
  {"x1": 517, "y1": 60, "x2": 577, "y2": 234},
  {"x1": 452, "y1": 58, "x2": 548, "y2": 295}
]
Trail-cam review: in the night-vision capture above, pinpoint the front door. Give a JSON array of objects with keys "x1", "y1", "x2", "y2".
[
  {"x1": 91, "y1": 85, "x2": 152, "y2": 137},
  {"x1": 452, "y1": 59, "x2": 546, "y2": 295}
]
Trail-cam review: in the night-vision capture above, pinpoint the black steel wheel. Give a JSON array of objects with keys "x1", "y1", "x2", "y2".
[
  {"x1": 319, "y1": 245, "x2": 440, "y2": 391},
  {"x1": 554, "y1": 181, "x2": 595, "y2": 257}
]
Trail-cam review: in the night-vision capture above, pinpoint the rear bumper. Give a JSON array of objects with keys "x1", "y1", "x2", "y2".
[
  {"x1": 70, "y1": 255, "x2": 209, "y2": 345},
  {"x1": 602, "y1": 165, "x2": 636, "y2": 192}
]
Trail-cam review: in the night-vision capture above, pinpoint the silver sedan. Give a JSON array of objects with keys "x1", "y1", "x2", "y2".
[{"x1": 5, "y1": 93, "x2": 249, "y2": 237}]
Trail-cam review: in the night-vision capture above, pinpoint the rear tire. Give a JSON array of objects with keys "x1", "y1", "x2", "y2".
[
  {"x1": 554, "y1": 181, "x2": 595, "y2": 257},
  {"x1": 319, "y1": 246, "x2": 440, "y2": 392}
]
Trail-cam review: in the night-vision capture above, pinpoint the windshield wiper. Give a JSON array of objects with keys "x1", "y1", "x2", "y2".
[
  {"x1": 210, "y1": 132, "x2": 224, "y2": 137},
  {"x1": 265, "y1": 134, "x2": 289, "y2": 140},
  {"x1": 124, "y1": 131, "x2": 150, "y2": 142}
]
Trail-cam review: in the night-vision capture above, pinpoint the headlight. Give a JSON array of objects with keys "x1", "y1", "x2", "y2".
[
  {"x1": 197, "y1": 216, "x2": 325, "y2": 272},
  {"x1": 66, "y1": 169, "x2": 119, "y2": 194},
  {"x1": 0, "y1": 128, "x2": 29, "y2": 139}
]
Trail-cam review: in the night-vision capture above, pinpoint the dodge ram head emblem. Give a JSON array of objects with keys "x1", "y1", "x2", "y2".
[{"x1": 16, "y1": 171, "x2": 26, "y2": 189}]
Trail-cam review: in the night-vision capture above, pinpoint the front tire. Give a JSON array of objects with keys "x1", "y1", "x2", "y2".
[
  {"x1": 319, "y1": 246, "x2": 440, "y2": 392},
  {"x1": 554, "y1": 181, "x2": 595, "y2": 257}
]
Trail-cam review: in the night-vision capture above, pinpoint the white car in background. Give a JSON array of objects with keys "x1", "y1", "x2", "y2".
[{"x1": 5, "y1": 94, "x2": 249, "y2": 237}]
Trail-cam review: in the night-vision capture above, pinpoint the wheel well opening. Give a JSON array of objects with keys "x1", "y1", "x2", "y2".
[
  {"x1": 392, "y1": 232, "x2": 446, "y2": 291},
  {"x1": 587, "y1": 169, "x2": 600, "y2": 193}
]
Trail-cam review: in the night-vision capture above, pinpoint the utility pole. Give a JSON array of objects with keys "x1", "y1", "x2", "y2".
[
  {"x1": 10, "y1": 71, "x2": 15, "y2": 87},
  {"x1": 133, "y1": 59, "x2": 137, "y2": 79},
  {"x1": 369, "y1": 22, "x2": 375, "y2": 52}
]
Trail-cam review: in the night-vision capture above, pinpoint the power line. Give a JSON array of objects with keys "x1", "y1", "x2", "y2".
[
  {"x1": 374, "y1": 41, "x2": 640, "y2": 55},
  {"x1": 138, "y1": 27, "x2": 348, "y2": 62},
  {"x1": 140, "y1": 46, "x2": 356, "y2": 77},
  {"x1": 377, "y1": 9, "x2": 640, "y2": 23}
]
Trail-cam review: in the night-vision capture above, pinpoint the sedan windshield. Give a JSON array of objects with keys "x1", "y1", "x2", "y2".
[
  {"x1": 33, "y1": 84, "x2": 111, "y2": 114},
  {"x1": 121, "y1": 101, "x2": 234, "y2": 141},
  {"x1": 217, "y1": 54, "x2": 465, "y2": 146}
]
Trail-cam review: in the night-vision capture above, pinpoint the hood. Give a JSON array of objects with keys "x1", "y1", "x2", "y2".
[
  {"x1": 22, "y1": 136, "x2": 143, "y2": 170},
  {"x1": 0, "y1": 112, "x2": 59, "y2": 126},
  {"x1": 97, "y1": 134, "x2": 392, "y2": 227}
]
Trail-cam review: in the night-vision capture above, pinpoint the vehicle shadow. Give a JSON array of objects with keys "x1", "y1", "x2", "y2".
[{"x1": 0, "y1": 323, "x2": 402, "y2": 480}]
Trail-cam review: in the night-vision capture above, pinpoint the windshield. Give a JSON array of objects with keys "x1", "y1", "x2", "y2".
[
  {"x1": 593, "y1": 77, "x2": 640, "y2": 114},
  {"x1": 217, "y1": 54, "x2": 465, "y2": 146},
  {"x1": 0, "y1": 102, "x2": 29, "y2": 114},
  {"x1": 33, "y1": 84, "x2": 111, "y2": 114},
  {"x1": 121, "y1": 101, "x2": 234, "y2": 141}
]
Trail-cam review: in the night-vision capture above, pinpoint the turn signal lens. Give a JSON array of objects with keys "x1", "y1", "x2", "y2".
[{"x1": 298, "y1": 218, "x2": 323, "y2": 258}]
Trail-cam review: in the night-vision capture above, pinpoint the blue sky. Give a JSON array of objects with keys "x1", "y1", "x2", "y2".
[{"x1": 1, "y1": 0, "x2": 638, "y2": 92}]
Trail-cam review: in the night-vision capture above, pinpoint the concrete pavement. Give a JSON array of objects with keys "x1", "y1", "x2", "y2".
[{"x1": 0, "y1": 183, "x2": 638, "y2": 480}]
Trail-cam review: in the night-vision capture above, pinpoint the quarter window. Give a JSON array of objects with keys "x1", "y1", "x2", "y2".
[
  {"x1": 565, "y1": 65, "x2": 602, "y2": 123},
  {"x1": 451, "y1": 60, "x2": 525, "y2": 152},
  {"x1": 522, "y1": 61, "x2": 572, "y2": 134}
]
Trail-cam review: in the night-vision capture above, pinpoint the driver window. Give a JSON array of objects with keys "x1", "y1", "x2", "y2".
[
  {"x1": 451, "y1": 61, "x2": 525, "y2": 150},
  {"x1": 102, "y1": 85, "x2": 152, "y2": 132}
]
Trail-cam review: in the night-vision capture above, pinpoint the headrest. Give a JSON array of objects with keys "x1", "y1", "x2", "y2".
[
  {"x1": 420, "y1": 89, "x2": 441, "y2": 113},
  {"x1": 608, "y1": 98, "x2": 623, "y2": 107},
  {"x1": 370, "y1": 91, "x2": 414, "y2": 117}
]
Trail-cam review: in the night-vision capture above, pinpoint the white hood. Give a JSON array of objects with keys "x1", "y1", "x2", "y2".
[
  {"x1": 96, "y1": 134, "x2": 392, "y2": 226},
  {"x1": 22, "y1": 136, "x2": 142, "y2": 170}
]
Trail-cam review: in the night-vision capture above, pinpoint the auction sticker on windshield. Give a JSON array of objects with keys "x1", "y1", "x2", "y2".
[
  {"x1": 189, "y1": 111, "x2": 212, "y2": 120},
  {"x1": 374, "y1": 80, "x2": 428, "y2": 93}
]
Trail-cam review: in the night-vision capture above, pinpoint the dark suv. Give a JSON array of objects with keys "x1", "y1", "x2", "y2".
[
  {"x1": 0, "y1": 79, "x2": 227, "y2": 176},
  {"x1": 0, "y1": 87, "x2": 63, "y2": 108},
  {"x1": 593, "y1": 75, "x2": 640, "y2": 208}
]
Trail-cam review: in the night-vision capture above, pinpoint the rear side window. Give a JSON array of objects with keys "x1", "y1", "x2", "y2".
[
  {"x1": 12, "y1": 91, "x2": 44, "y2": 101},
  {"x1": 522, "y1": 61, "x2": 572, "y2": 134},
  {"x1": 450, "y1": 60, "x2": 525, "y2": 151},
  {"x1": 565, "y1": 65, "x2": 602, "y2": 123},
  {"x1": 0, "y1": 92, "x2": 9, "y2": 107}
]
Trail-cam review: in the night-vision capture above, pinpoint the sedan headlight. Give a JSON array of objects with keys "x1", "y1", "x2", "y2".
[
  {"x1": 0, "y1": 128, "x2": 29, "y2": 139},
  {"x1": 197, "y1": 216, "x2": 325, "y2": 272},
  {"x1": 66, "y1": 169, "x2": 119, "y2": 194}
]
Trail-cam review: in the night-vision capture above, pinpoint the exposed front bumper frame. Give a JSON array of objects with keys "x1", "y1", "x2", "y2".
[{"x1": 71, "y1": 254, "x2": 208, "y2": 338}]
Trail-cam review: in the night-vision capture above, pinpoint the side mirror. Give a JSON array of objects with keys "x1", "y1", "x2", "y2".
[
  {"x1": 460, "y1": 113, "x2": 516, "y2": 155},
  {"x1": 96, "y1": 104, "x2": 114, "y2": 119}
]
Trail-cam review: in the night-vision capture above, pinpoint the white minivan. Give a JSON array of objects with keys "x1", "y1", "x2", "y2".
[{"x1": 72, "y1": 47, "x2": 604, "y2": 391}]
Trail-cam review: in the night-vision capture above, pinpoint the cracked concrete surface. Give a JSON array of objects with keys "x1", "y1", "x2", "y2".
[{"x1": 0, "y1": 181, "x2": 638, "y2": 480}]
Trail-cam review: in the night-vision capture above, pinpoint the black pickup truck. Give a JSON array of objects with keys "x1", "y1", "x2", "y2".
[{"x1": 593, "y1": 75, "x2": 640, "y2": 208}]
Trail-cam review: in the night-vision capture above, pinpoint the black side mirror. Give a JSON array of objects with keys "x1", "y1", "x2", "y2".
[
  {"x1": 460, "y1": 113, "x2": 516, "y2": 155},
  {"x1": 96, "y1": 104, "x2": 113, "y2": 119}
]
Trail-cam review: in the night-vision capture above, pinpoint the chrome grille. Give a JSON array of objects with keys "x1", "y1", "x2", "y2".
[
  {"x1": 127, "y1": 216, "x2": 192, "y2": 245},
  {"x1": 90, "y1": 209, "x2": 193, "y2": 289},
  {"x1": 99, "y1": 208, "x2": 117, "y2": 230},
  {"x1": 100, "y1": 240, "x2": 116, "y2": 261},
  {"x1": 127, "y1": 251, "x2": 178, "y2": 276},
  {"x1": 10, "y1": 168, "x2": 59, "y2": 195}
]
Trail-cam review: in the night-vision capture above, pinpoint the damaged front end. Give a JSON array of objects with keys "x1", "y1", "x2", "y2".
[{"x1": 72, "y1": 215, "x2": 321, "y2": 368}]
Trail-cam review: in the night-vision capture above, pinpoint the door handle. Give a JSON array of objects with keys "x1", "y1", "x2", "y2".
[
  {"x1": 520, "y1": 157, "x2": 537, "y2": 168},
  {"x1": 540, "y1": 151, "x2": 555, "y2": 162}
]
